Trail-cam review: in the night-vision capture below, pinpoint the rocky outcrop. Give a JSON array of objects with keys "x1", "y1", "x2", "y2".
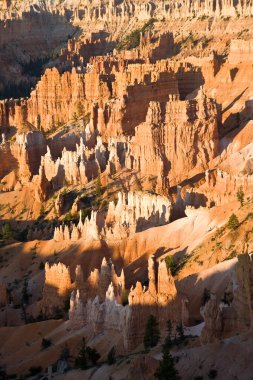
[
  {"x1": 0, "y1": 130, "x2": 47, "y2": 191},
  {"x1": 69, "y1": 255, "x2": 181, "y2": 351},
  {"x1": 105, "y1": 191, "x2": 171, "y2": 235},
  {"x1": 182, "y1": 137, "x2": 253, "y2": 209},
  {"x1": 126, "y1": 90, "x2": 219, "y2": 190},
  {"x1": 41, "y1": 262, "x2": 72, "y2": 317},
  {"x1": 184, "y1": 168, "x2": 253, "y2": 209},
  {"x1": 0, "y1": 134, "x2": 17, "y2": 182},
  {"x1": 53, "y1": 190, "x2": 171, "y2": 242},
  {"x1": 10, "y1": 131, "x2": 47, "y2": 183},
  {"x1": 32, "y1": 163, "x2": 52, "y2": 202},
  {"x1": 40, "y1": 137, "x2": 105, "y2": 189},
  {"x1": 228, "y1": 39, "x2": 253, "y2": 64},
  {"x1": 69, "y1": 257, "x2": 125, "y2": 327},
  {"x1": 27, "y1": 68, "x2": 86, "y2": 131},
  {"x1": 233, "y1": 254, "x2": 253, "y2": 331},
  {"x1": 0, "y1": 4, "x2": 75, "y2": 98},
  {"x1": 26, "y1": 224, "x2": 54, "y2": 241},
  {"x1": 53, "y1": 210, "x2": 99, "y2": 242},
  {"x1": 201, "y1": 253, "x2": 253, "y2": 344},
  {"x1": 0, "y1": 57, "x2": 205, "y2": 141},
  {"x1": 115, "y1": 31, "x2": 174, "y2": 63}
]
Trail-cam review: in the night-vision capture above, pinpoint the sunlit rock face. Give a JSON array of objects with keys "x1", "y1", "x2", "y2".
[
  {"x1": 126, "y1": 91, "x2": 219, "y2": 189},
  {"x1": 41, "y1": 262, "x2": 72, "y2": 317},
  {"x1": 1, "y1": 1, "x2": 253, "y2": 378},
  {"x1": 53, "y1": 190, "x2": 171, "y2": 243}
]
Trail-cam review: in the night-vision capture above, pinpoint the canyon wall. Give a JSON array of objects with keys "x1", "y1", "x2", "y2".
[
  {"x1": 0, "y1": 59, "x2": 205, "y2": 135},
  {"x1": 2, "y1": 0, "x2": 253, "y2": 23}
]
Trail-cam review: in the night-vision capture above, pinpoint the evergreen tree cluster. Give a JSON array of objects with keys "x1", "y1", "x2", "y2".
[
  {"x1": 75, "y1": 338, "x2": 101, "y2": 369},
  {"x1": 144, "y1": 314, "x2": 160, "y2": 349},
  {"x1": 154, "y1": 320, "x2": 181, "y2": 380}
]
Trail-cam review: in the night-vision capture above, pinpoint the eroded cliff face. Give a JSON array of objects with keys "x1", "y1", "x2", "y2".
[
  {"x1": 3, "y1": 0, "x2": 253, "y2": 23},
  {"x1": 53, "y1": 190, "x2": 172, "y2": 243},
  {"x1": 41, "y1": 262, "x2": 72, "y2": 317},
  {"x1": 201, "y1": 254, "x2": 253, "y2": 344},
  {"x1": 0, "y1": 60, "x2": 183, "y2": 133},
  {"x1": 0, "y1": 56, "x2": 219, "y2": 194},
  {"x1": 69, "y1": 255, "x2": 181, "y2": 351},
  {"x1": 126, "y1": 91, "x2": 219, "y2": 188}
]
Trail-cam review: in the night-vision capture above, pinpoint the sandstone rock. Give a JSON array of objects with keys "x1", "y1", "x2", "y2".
[
  {"x1": 41, "y1": 262, "x2": 72, "y2": 316},
  {"x1": 11, "y1": 131, "x2": 46, "y2": 183},
  {"x1": 69, "y1": 254, "x2": 181, "y2": 351},
  {"x1": 126, "y1": 92, "x2": 219, "y2": 189},
  {"x1": 201, "y1": 253, "x2": 253, "y2": 344},
  {"x1": 105, "y1": 191, "x2": 172, "y2": 237}
]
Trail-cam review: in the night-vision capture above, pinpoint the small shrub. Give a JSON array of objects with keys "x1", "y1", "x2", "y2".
[
  {"x1": 154, "y1": 351, "x2": 180, "y2": 380},
  {"x1": 29, "y1": 366, "x2": 42, "y2": 376},
  {"x1": 41, "y1": 338, "x2": 52, "y2": 350},
  {"x1": 247, "y1": 212, "x2": 253, "y2": 220},
  {"x1": 63, "y1": 211, "x2": 73, "y2": 223},
  {"x1": 96, "y1": 174, "x2": 102, "y2": 197},
  {"x1": 100, "y1": 199, "x2": 108, "y2": 209},
  {"x1": 236, "y1": 186, "x2": 244, "y2": 207},
  {"x1": 2, "y1": 224, "x2": 13, "y2": 240},
  {"x1": 64, "y1": 298, "x2": 70, "y2": 312},
  {"x1": 165, "y1": 256, "x2": 177, "y2": 276},
  {"x1": 75, "y1": 338, "x2": 87, "y2": 369},
  {"x1": 227, "y1": 213, "x2": 239, "y2": 230},
  {"x1": 86, "y1": 346, "x2": 100, "y2": 365},
  {"x1": 144, "y1": 314, "x2": 160, "y2": 349},
  {"x1": 176, "y1": 322, "x2": 185, "y2": 343},
  {"x1": 201, "y1": 288, "x2": 210, "y2": 306},
  {"x1": 199, "y1": 14, "x2": 208, "y2": 21},
  {"x1": 121, "y1": 288, "x2": 129, "y2": 306},
  {"x1": 163, "y1": 320, "x2": 173, "y2": 351},
  {"x1": 116, "y1": 18, "x2": 156, "y2": 51},
  {"x1": 208, "y1": 369, "x2": 218, "y2": 379},
  {"x1": 107, "y1": 346, "x2": 116, "y2": 365},
  {"x1": 224, "y1": 250, "x2": 237, "y2": 261}
]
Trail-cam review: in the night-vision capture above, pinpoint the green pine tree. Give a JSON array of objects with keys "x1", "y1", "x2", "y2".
[
  {"x1": 2, "y1": 224, "x2": 13, "y2": 240},
  {"x1": 86, "y1": 346, "x2": 100, "y2": 366},
  {"x1": 144, "y1": 314, "x2": 160, "y2": 349},
  {"x1": 163, "y1": 320, "x2": 173, "y2": 351},
  {"x1": 227, "y1": 213, "x2": 239, "y2": 230},
  {"x1": 107, "y1": 346, "x2": 116, "y2": 365},
  {"x1": 236, "y1": 186, "x2": 245, "y2": 207},
  {"x1": 75, "y1": 338, "x2": 87, "y2": 369},
  {"x1": 176, "y1": 322, "x2": 184, "y2": 343},
  {"x1": 154, "y1": 350, "x2": 180, "y2": 380},
  {"x1": 96, "y1": 174, "x2": 102, "y2": 197}
]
